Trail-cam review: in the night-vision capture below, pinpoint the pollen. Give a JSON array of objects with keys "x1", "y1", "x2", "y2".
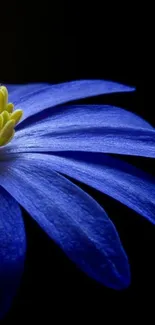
[{"x1": 0, "y1": 86, "x2": 23, "y2": 146}]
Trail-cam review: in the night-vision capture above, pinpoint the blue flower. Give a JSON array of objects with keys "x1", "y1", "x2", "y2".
[{"x1": 0, "y1": 80, "x2": 154, "y2": 318}]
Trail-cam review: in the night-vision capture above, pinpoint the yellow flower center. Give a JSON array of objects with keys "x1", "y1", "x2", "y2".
[{"x1": 0, "y1": 86, "x2": 23, "y2": 146}]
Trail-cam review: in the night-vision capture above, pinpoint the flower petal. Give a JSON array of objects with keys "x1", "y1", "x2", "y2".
[
  {"x1": 16, "y1": 104, "x2": 153, "y2": 131},
  {"x1": 25, "y1": 152, "x2": 154, "y2": 224},
  {"x1": 5, "y1": 105, "x2": 155, "y2": 158},
  {"x1": 6, "y1": 83, "x2": 50, "y2": 97},
  {"x1": 0, "y1": 155, "x2": 130, "y2": 290},
  {"x1": 0, "y1": 187, "x2": 26, "y2": 319},
  {"x1": 7, "y1": 80, "x2": 135, "y2": 122}
]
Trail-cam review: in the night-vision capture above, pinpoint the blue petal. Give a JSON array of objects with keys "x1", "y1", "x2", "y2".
[
  {"x1": 0, "y1": 155, "x2": 130, "y2": 290},
  {"x1": 7, "y1": 80, "x2": 135, "y2": 122},
  {"x1": 0, "y1": 187, "x2": 26, "y2": 320},
  {"x1": 5, "y1": 105, "x2": 155, "y2": 158},
  {"x1": 6, "y1": 83, "x2": 50, "y2": 96},
  {"x1": 16, "y1": 104, "x2": 153, "y2": 131},
  {"x1": 24, "y1": 152, "x2": 154, "y2": 224}
]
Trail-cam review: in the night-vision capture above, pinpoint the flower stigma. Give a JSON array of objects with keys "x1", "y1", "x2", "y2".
[{"x1": 0, "y1": 86, "x2": 23, "y2": 146}]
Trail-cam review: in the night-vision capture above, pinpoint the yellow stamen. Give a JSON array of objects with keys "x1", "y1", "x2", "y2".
[
  {"x1": 1, "y1": 111, "x2": 10, "y2": 127},
  {"x1": 0, "y1": 90, "x2": 5, "y2": 113},
  {"x1": 4, "y1": 130, "x2": 15, "y2": 146},
  {"x1": 10, "y1": 109, "x2": 23, "y2": 126},
  {"x1": 0, "y1": 86, "x2": 8, "y2": 108},
  {"x1": 0, "y1": 115, "x2": 3, "y2": 130},
  {"x1": 6, "y1": 103, "x2": 14, "y2": 113},
  {"x1": 0, "y1": 85, "x2": 23, "y2": 147},
  {"x1": 0, "y1": 120, "x2": 15, "y2": 146}
]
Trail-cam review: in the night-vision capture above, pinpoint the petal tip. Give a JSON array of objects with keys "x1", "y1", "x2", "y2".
[{"x1": 113, "y1": 260, "x2": 131, "y2": 291}]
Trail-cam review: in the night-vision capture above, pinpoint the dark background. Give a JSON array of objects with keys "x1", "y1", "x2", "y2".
[{"x1": 1, "y1": 2, "x2": 153, "y2": 323}]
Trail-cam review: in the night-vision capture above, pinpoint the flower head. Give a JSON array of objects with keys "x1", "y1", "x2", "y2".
[
  {"x1": 0, "y1": 86, "x2": 23, "y2": 146},
  {"x1": 0, "y1": 80, "x2": 154, "y2": 319}
]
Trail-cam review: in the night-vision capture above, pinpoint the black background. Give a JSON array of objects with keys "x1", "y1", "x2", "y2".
[{"x1": 1, "y1": 1, "x2": 153, "y2": 323}]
